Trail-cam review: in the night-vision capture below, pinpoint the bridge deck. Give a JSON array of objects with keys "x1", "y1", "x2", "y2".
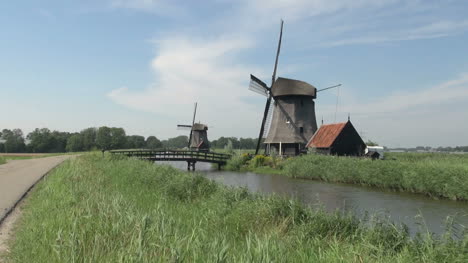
[{"x1": 110, "y1": 150, "x2": 231, "y2": 170}]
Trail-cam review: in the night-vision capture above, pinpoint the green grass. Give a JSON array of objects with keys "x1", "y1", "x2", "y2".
[
  {"x1": 0, "y1": 152, "x2": 82, "y2": 165},
  {"x1": 225, "y1": 152, "x2": 468, "y2": 201},
  {"x1": 4, "y1": 153, "x2": 468, "y2": 262},
  {"x1": 0, "y1": 155, "x2": 38, "y2": 164}
]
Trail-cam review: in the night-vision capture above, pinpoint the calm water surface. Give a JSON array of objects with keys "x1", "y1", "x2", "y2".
[{"x1": 158, "y1": 161, "x2": 468, "y2": 236}]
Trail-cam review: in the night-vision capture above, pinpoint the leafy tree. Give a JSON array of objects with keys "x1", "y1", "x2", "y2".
[
  {"x1": 110, "y1": 128, "x2": 126, "y2": 149},
  {"x1": 162, "y1": 135, "x2": 189, "y2": 149},
  {"x1": 239, "y1": 138, "x2": 256, "y2": 149},
  {"x1": 1, "y1": 129, "x2": 26, "y2": 153},
  {"x1": 50, "y1": 131, "x2": 71, "y2": 152},
  {"x1": 0, "y1": 129, "x2": 3, "y2": 152},
  {"x1": 26, "y1": 128, "x2": 69, "y2": 153},
  {"x1": 66, "y1": 134, "x2": 84, "y2": 152},
  {"x1": 80, "y1": 128, "x2": 97, "y2": 151},
  {"x1": 96, "y1": 126, "x2": 112, "y2": 151},
  {"x1": 126, "y1": 135, "x2": 146, "y2": 149},
  {"x1": 146, "y1": 136, "x2": 162, "y2": 149},
  {"x1": 366, "y1": 140, "x2": 379, "y2": 146},
  {"x1": 27, "y1": 128, "x2": 52, "y2": 153},
  {"x1": 224, "y1": 139, "x2": 234, "y2": 154}
]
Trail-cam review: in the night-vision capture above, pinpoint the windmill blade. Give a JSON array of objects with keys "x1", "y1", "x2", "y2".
[
  {"x1": 188, "y1": 102, "x2": 198, "y2": 148},
  {"x1": 191, "y1": 103, "x2": 198, "y2": 126},
  {"x1": 177, "y1": 125, "x2": 192, "y2": 131},
  {"x1": 262, "y1": 101, "x2": 275, "y2": 137},
  {"x1": 318, "y1": 84, "x2": 341, "y2": 92},
  {"x1": 271, "y1": 19, "x2": 284, "y2": 85},
  {"x1": 249, "y1": 74, "x2": 269, "y2": 97},
  {"x1": 255, "y1": 96, "x2": 273, "y2": 155}
]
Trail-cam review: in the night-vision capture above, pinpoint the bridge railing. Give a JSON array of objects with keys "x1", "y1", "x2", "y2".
[{"x1": 109, "y1": 149, "x2": 231, "y2": 163}]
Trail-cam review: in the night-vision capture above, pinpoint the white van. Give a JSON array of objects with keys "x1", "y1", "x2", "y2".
[{"x1": 365, "y1": 146, "x2": 385, "y2": 159}]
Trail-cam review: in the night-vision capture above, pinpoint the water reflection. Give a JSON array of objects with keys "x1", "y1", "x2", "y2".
[{"x1": 157, "y1": 161, "x2": 468, "y2": 236}]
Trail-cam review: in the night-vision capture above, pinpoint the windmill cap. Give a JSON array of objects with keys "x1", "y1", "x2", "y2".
[
  {"x1": 272, "y1": 77, "x2": 317, "y2": 98},
  {"x1": 192, "y1": 123, "x2": 208, "y2": 131}
]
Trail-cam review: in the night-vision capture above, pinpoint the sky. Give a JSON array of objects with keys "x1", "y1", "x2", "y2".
[{"x1": 1, "y1": 0, "x2": 467, "y2": 148}]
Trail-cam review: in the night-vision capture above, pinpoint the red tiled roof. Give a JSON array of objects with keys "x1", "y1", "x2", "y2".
[{"x1": 307, "y1": 122, "x2": 347, "y2": 148}]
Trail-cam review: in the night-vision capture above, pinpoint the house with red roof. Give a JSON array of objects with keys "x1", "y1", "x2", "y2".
[{"x1": 306, "y1": 120, "x2": 366, "y2": 156}]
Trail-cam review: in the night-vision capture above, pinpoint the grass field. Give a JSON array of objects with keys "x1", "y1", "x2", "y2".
[
  {"x1": 0, "y1": 155, "x2": 39, "y2": 165},
  {"x1": 225, "y1": 152, "x2": 468, "y2": 201},
  {"x1": 4, "y1": 153, "x2": 468, "y2": 262}
]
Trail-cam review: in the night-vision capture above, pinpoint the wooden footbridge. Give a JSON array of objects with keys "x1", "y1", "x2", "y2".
[{"x1": 109, "y1": 149, "x2": 231, "y2": 171}]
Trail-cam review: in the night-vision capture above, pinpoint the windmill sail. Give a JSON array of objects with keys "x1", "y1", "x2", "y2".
[
  {"x1": 271, "y1": 20, "x2": 283, "y2": 85},
  {"x1": 188, "y1": 103, "x2": 198, "y2": 148},
  {"x1": 249, "y1": 75, "x2": 268, "y2": 97},
  {"x1": 263, "y1": 102, "x2": 274, "y2": 137},
  {"x1": 177, "y1": 125, "x2": 192, "y2": 131},
  {"x1": 253, "y1": 20, "x2": 283, "y2": 155}
]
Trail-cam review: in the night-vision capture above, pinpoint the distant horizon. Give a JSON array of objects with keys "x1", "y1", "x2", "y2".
[{"x1": 1, "y1": 125, "x2": 467, "y2": 149}]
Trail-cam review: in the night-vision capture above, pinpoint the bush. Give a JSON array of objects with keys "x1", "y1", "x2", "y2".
[
  {"x1": 225, "y1": 153, "x2": 252, "y2": 171},
  {"x1": 250, "y1": 155, "x2": 267, "y2": 168}
]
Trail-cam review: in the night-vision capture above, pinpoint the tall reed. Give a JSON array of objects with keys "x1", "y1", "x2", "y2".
[{"x1": 5, "y1": 153, "x2": 468, "y2": 262}]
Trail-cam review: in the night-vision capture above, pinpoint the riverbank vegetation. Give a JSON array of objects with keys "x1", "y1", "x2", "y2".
[
  {"x1": 4, "y1": 154, "x2": 468, "y2": 262},
  {"x1": 225, "y1": 152, "x2": 468, "y2": 201}
]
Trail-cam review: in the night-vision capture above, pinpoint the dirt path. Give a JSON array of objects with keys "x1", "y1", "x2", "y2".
[{"x1": 0, "y1": 155, "x2": 72, "y2": 257}]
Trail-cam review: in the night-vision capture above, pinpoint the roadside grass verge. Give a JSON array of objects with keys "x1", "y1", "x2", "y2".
[
  {"x1": 225, "y1": 152, "x2": 468, "y2": 201},
  {"x1": 5, "y1": 153, "x2": 468, "y2": 262},
  {"x1": 0, "y1": 152, "x2": 84, "y2": 165}
]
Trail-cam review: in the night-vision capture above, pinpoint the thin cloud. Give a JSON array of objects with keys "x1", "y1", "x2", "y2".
[
  {"x1": 320, "y1": 73, "x2": 468, "y2": 116},
  {"x1": 109, "y1": 0, "x2": 184, "y2": 15},
  {"x1": 108, "y1": 36, "x2": 265, "y2": 137},
  {"x1": 37, "y1": 8, "x2": 55, "y2": 20},
  {"x1": 328, "y1": 20, "x2": 468, "y2": 46},
  {"x1": 316, "y1": 73, "x2": 468, "y2": 147}
]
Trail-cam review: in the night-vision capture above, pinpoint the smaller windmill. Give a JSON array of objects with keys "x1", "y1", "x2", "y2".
[{"x1": 177, "y1": 103, "x2": 210, "y2": 151}]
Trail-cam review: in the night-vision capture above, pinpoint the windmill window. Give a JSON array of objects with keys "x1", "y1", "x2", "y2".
[
  {"x1": 300, "y1": 100, "x2": 304, "y2": 107},
  {"x1": 300, "y1": 127, "x2": 304, "y2": 134}
]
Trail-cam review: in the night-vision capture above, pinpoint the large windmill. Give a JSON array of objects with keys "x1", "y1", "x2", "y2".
[
  {"x1": 249, "y1": 20, "x2": 341, "y2": 156},
  {"x1": 177, "y1": 103, "x2": 210, "y2": 151}
]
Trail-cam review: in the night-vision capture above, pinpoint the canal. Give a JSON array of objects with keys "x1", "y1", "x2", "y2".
[{"x1": 158, "y1": 161, "x2": 468, "y2": 236}]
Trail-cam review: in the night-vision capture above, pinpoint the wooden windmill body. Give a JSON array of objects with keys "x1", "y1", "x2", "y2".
[
  {"x1": 249, "y1": 21, "x2": 340, "y2": 156},
  {"x1": 177, "y1": 103, "x2": 210, "y2": 152}
]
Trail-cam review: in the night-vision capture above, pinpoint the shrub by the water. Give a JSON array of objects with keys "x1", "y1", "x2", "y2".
[
  {"x1": 224, "y1": 153, "x2": 251, "y2": 171},
  {"x1": 5, "y1": 153, "x2": 468, "y2": 262}
]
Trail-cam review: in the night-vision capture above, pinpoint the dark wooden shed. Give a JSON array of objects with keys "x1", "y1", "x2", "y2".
[{"x1": 306, "y1": 120, "x2": 365, "y2": 156}]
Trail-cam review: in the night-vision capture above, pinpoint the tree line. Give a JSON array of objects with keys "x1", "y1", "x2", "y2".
[{"x1": 0, "y1": 127, "x2": 259, "y2": 153}]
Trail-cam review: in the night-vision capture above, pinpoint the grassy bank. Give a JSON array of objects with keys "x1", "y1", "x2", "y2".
[
  {"x1": 0, "y1": 153, "x2": 82, "y2": 165},
  {"x1": 4, "y1": 153, "x2": 468, "y2": 262},
  {"x1": 225, "y1": 152, "x2": 468, "y2": 201}
]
